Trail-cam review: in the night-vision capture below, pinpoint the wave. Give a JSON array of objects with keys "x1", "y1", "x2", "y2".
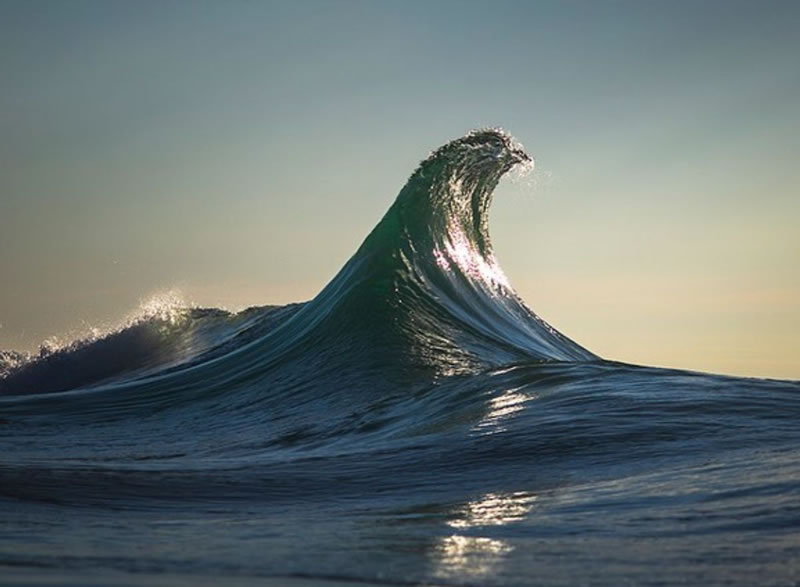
[
  {"x1": 0, "y1": 129, "x2": 593, "y2": 401},
  {"x1": 0, "y1": 299, "x2": 300, "y2": 396},
  {"x1": 1, "y1": 130, "x2": 798, "y2": 587}
]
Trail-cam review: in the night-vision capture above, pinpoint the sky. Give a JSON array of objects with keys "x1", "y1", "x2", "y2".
[{"x1": 1, "y1": 0, "x2": 798, "y2": 379}]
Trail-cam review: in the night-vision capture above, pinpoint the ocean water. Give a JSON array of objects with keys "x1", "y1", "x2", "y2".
[{"x1": 1, "y1": 130, "x2": 798, "y2": 586}]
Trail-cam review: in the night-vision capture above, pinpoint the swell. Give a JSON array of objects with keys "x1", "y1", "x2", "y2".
[
  {"x1": 1, "y1": 363, "x2": 797, "y2": 507},
  {"x1": 0, "y1": 129, "x2": 594, "y2": 408}
]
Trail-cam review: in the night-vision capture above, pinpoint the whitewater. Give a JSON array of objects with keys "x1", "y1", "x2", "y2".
[{"x1": 1, "y1": 130, "x2": 798, "y2": 586}]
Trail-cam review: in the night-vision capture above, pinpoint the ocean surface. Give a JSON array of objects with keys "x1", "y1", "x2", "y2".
[{"x1": 1, "y1": 130, "x2": 798, "y2": 586}]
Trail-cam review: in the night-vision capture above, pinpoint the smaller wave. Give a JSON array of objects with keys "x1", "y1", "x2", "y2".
[{"x1": 0, "y1": 292, "x2": 297, "y2": 396}]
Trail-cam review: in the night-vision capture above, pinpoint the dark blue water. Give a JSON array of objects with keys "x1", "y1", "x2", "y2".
[{"x1": 2, "y1": 130, "x2": 798, "y2": 586}]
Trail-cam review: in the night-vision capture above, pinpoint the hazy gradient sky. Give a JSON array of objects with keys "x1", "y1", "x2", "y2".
[{"x1": 1, "y1": 0, "x2": 798, "y2": 378}]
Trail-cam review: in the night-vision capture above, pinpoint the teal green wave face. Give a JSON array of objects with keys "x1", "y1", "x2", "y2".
[{"x1": 1, "y1": 1, "x2": 798, "y2": 379}]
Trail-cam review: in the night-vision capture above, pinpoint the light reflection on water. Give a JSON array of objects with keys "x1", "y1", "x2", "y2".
[
  {"x1": 432, "y1": 491, "x2": 537, "y2": 579},
  {"x1": 435, "y1": 535, "x2": 512, "y2": 578},
  {"x1": 474, "y1": 388, "x2": 532, "y2": 434}
]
